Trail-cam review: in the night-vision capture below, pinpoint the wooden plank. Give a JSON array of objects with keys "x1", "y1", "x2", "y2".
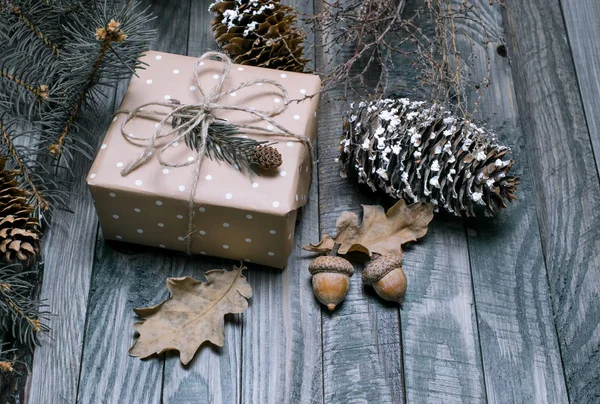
[
  {"x1": 161, "y1": 256, "x2": 242, "y2": 404},
  {"x1": 314, "y1": 1, "x2": 405, "y2": 401},
  {"x1": 77, "y1": 237, "x2": 168, "y2": 404},
  {"x1": 240, "y1": 0, "x2": 323, "y2": 402},
  {"x1": 75, "y1": 1, "x2": 207, "y2": 403},
  {"x1": 240, "y1": 202, "x2": 323, "y2": 404},
  {"x1": 561, "y1": 0, "x2": 600, "y2": 175},
  {"x1": 502, "y1": 1, "x2": 600, "y2": 402},
  {"x1": 401, "y1": 218, "x2": 486, "y2": 404},
  {"x1": 27, "y1": 65, "x2": 115, "y2": 404},
  {"x1": 452, "y1": 2, "x2": 570, "y2": 403},
  {"x1": 391, "y1": 2, "x2": 486, "y2": 403},
  {"x1": 161, "y1": 3, "x2": 242, "y2": 403}
]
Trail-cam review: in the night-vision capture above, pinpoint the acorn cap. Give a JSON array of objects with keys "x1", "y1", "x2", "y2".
[
  {"x1": 308, "y1": 256, "x2": 354, "y2": 277},
  {"x1": 362, "y1": 254, "x2": 403, "y2": 285}
]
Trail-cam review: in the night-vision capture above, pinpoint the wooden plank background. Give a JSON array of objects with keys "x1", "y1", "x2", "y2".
[
  {"x1": 22, "y1": 0, "x2": 600, "y2": 403},
  {"x1": 503, "y1": 0, "x2": 600, "y2": 403}
]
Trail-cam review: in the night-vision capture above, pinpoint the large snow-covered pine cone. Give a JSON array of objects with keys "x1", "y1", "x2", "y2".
[{"x1": 339, "y1": 98, "x2": 520, "y2": 217}]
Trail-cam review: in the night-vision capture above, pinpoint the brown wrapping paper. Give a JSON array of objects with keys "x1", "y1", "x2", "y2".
[{"x1": 86, "y1": 51, "x2": 320, "y2": 268}]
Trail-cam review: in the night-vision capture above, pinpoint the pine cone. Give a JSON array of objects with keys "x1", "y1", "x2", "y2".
[
  {"x1": 254, "y1": 145, "x2": 282, "y2": 170},
  {"x1": 209, "y1": 0, "x2": 308, "y2": 72},
  {"x1": 339, "y1": 98, "x2": 520, "y2": 217},
  {"x1": 0, "y1": 159, "x2": 41, "y2": 264}
]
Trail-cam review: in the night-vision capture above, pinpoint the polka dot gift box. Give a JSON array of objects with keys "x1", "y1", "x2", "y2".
[{"x1": 86, "y1": 51, "x2": 320, "y2": 268}]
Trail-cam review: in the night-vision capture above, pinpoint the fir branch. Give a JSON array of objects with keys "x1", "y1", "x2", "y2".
[
  {"x1": 178, "y1": 119, "x2": 270, "y2": 174},
  {"x1": 0, "y1": 265, "x2": 49, "y2": 350},
  {"x1": 51, "y1": 27, "x2": 115, "y2": 154},
  {"x1": 51, "y1": 4, "x2": 155, "y2": 155},
  {"x1": 0, "y1": 343, "x2": 15, "y2": 374},
  {"x1": 0, "y1": 68, "x2": 49, "y2": 100},
  {"x1": 0, "y1": 119, "x2": 49, "y2": 210},
  {"x1": 8, "y1": 3, "x2": 60, "y2": 56},
  {"x1": 0, "y1": 360, "x2": 13, "y2": 373}
]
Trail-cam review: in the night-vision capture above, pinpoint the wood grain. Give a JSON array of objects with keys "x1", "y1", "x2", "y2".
[
  {"x1": 401, "y1": 218, "x2": 486, "y2": 404},
  {"x1": 27, "y1": 77, "x2": 114, "y2": 404},
  {"x1": 74, "y1": 2, "x2": 212, "y2": 403},
  {"x1": 314, "y1": 1, "x2": 405, "y2": 401},
  {"x1": 240, "y1": 1, "x2": 323, "y2": 402},
  {"x1": 161, "y1": 3, "x2": 242, "y2": 402},
  {"x1": 77, "y1": 237, "x2": 167, "y2": 404},
  {"x1": 561, "y1": 0, "x2": 600, "y2": 175},
  {"x1": 455, "y1": 2, "x2": 569, "y2": 403},
  {"x1": 393, "y1": 3, "x2": 486, "y2": 403},
  {"x1": 503, "y1": 1, "x2": 600, "y2": 402}
]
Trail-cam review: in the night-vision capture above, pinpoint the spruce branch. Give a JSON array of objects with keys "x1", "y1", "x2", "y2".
[
  {"x1": 50, "y1": 23, "x2": 118, "y2": 156},
  {"x1": 7, "y1": 3, "x2": 60, "y2": 56},
  {"x1": 176, "y1": 118, "x2": 272, "y2": 174},
  {"x1": 0, "y1": 264, "x2": 49, "y2": 350},
  {"x1": 0, "y1": 68, "x2": 49, "y2": 101},
  {"x1": 0, "y1": 119, "x2": 49, "y2": 210},
  {"x1": 0, "y1": 343, "x2": 16, "y2": 374},
  {"x1": 49, "y1": 5, "x2": 155, "y2": 156}
]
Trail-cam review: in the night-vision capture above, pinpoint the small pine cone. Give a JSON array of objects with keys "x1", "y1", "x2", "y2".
[
  {"x1": 209, "y1": 0, "x2": 308, "y2": 72},
  {"x1": 0, "y1": 159, "x2": 41, "y2": 264},
  {"x1": 339, "y1": 98, "x2": 520, "y2": 217},
  {"x1": 254, "y1": 145, "x2": 282, "y2": 171}
]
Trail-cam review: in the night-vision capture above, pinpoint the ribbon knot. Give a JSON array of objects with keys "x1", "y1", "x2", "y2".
[{"x1": 115, "y1": 51, "x2": 313, "y2": 255}]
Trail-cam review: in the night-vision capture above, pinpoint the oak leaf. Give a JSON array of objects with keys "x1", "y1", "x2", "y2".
[
  {"x1": 304, "y1": 200, "x2": 434, "y2": 257},
  {"x1": 129, "y1": 265, "x2": 252, "y2": 365}
]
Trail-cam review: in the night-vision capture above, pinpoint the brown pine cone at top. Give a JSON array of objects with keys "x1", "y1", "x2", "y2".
[
  {"x1": 254, "y1": 145, "x2": 282, "y2": 170},
  {"x1": 0, "y1": 158, "x2": 41, "y2": 264},
  {"x1": 209, "y1": 0, "x2": 308, "y2": 72}
]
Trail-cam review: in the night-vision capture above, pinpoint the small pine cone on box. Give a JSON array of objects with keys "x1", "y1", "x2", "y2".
[
  {"x1": 209, "y1": 0, "x2": 308, "y2": 72},
  {"x1": 339, "y1": 98, "x2": 520, "y2": 217},
  {"x1": 0, "y1": 159, "x2": 41, "y2": 264},
  {"x1": 254, "y1": 145, "x2": 282, "y2": 171}
]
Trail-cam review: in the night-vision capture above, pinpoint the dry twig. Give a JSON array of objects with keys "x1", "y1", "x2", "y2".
[{"x1": 307, "y1": 0, "x2": 504, "y2": 119}]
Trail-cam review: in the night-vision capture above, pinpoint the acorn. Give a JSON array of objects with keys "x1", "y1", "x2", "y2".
[
  {"x1": 362, "y1": 254, "x2": 407, "y2": 304},
  {"x1": 308, "y1": 256, "x2": 354, "y2": 311}
]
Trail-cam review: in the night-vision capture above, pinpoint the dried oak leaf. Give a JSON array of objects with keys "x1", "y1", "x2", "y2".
[
  {"x1": 129, "y1": 265, "x2": 252, "y2": 365},
  {"x1": 304, "y1": 200, "x2": 434, "y2": 257}
]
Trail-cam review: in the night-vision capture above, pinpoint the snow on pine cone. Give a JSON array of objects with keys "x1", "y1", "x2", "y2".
[
  {"x1": 339, "y1": 98, "x2": 520, "y2": 217},
  {"x1": 209, "y1": 0, "x2": 308, "y2": 72}
]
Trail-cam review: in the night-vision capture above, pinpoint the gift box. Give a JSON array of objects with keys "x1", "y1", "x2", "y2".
[{"x1": 86, "y1": 51, "x2": 320, "y2": 268}]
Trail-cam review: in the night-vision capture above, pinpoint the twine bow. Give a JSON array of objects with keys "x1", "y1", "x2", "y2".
[{"x1": 117, "y1": 51, "x2": 313, "y2": 254}]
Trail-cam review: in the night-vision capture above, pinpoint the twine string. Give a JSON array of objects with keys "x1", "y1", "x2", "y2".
[{"x1": 116, "y1": 51, "x2": 313, "y2": 254}]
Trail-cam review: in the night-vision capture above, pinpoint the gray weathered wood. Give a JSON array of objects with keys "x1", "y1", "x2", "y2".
[
  {"x1": 161, "y1": 3, "x2": 242, "y2": 402},
  {"x1": 75, "y1": 2, "x2": 208, "y2": 403},
  {"x1": 240, "y1": 0, "x2": 323, "y2": 402},
  {"x1": 396, "y1": 3, "x2": 486, "y2": 403},
  {"x1": 503, "y1": 1, "x2": 600, "y2": 402},
  {"x1": 76, "y1": 236, "x2": 166, "y2": 404},
  {"x1": 455, "y1": 2, "x2": 569, "y2": 403},
  {"x1": 560, "y1": 0, "x2": 600, "y2": 175},
  {"x1": 314, "y1": 1, "x2": 404, "y2": 401},
  {"x1": 27, "y1": 76, "x2": 114, "y2": 404},
  {"x1": 401, "y1": 218, "x2": 486, "y2": 404},
  {"x1": 161, "y1": 256, "x2": 243, "y2": 404}
]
